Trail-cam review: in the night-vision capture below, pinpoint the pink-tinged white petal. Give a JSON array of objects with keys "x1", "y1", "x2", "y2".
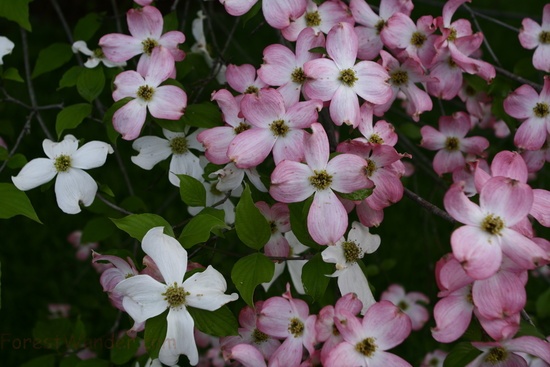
[
  {"x1": 472, "y1": 270, "x2": 526, "y2": 320},
  {"x1": 142, "y1": 227, "x2": 188, "y2": 284},
  {"x1": 147, "y1": 85, "x2": 186, "y2": 120},
  {"x1": 328, "y1": 154, "x2": 372, "y2": 193},
  {"x1": 362, "y1": 301, "x2": 412, "y2": 349},
  {"x1": 127, "y1": 6, "x2": 163, "y2": 40},
  {"x1": 503, "y1": 84, "x2": 539, "y2": 120},
  {"x1": 229, "y1": 344, "x2": 267, "y2": 367},
  {"x1": 308, "y1": 189, "x2": 348, "y2": 245},
  {"x1": 491, "y1": 150, "x2": 529, "y2": 183},
  {"x1": 500, "y1": 229, "x2": 549, "y2": 270},
  {"x1": 71, "y1": 141, "x2": 113, "y2": 170},
  {"x1": 329, "y1": 86, "x2": 361, "y2": 126},
  {"x1": 460, "y1": 136, "x2": 489, "y2": 155},
  {"x1": 144, "y1": 47, "x2": 176, "y2": 87},
  {"x1": 444, "y1": 182, "x2": 484, "y2": 225},
  {"x1": 480, "y1": 177, "x2": 533, "y2": 226},
  {"x1": 532, "y1": 189, "x2": 550, "y2": 227},
  {"x1": 268, "y1": 336, "x2": 304, "y2": 367},
  {"x1": 532, "y1": 44, "x2": 550, "y2": 72},
  {"x1": 431, "y1": 292, "x2": 473, "y2": 343},
  {"x1": 355, "y1": 25, "x2": 383, "y2": 61},
  {"x1": 168, "y1": 152, "x2": 203, "y2": 187},
  {"x1": 55, "y1": 169, "x2": 97, "y2": 214},
  {"x1": 113, "y1": 71, "x2": 144, "y2": 101},
  {"x1": 185, "y1": 266, "x2": 238, "y2": 310},
  {"x1": 197, "y1": 126, "x2": 234, "y2": 165},
  {"x1": 303, "y1": 58, "x2": 341, "y2": 101},
  {"x1": 159, "y1": 31, "x2": 186, "y2": 61},
  {"x1": 112, "y1": 99, "x2": 148, "y2": 141},
  {"x1": 220, "y1": 0, "x2": 258, "y2": 16},
  {"x1": 160, "y1": 309, "x2": 198, "y2": 366},
  {"x1": 226, "y1": 64, "x2": 263, "y2": 93},
  {"x1": 367, "y1": 169, "x2": 404, "y2": 210},
  {"x1": 353, "y1": 61, "x2": 393, "y2": 105},
  {"x1": 304, "y1": 122, "x2": 329, "y2": 170},
  {"x1": 285, "y1": 99, "x2": 322, "y2": 129},
  {"x1": 326, "y1": 22, "x2": 358, "y2": 70},
  {"x1": 115, "y1": 275, "x2": 168, "y2": 323},
  {"x1": 262, "y1": 0, "x2": 307, "y2": 29},
  {"x1": 368, "y1": 351, "x2": 413, "y2": 367},
  {"x1": 131, "y1": 136, "x2": 172, "y2": 169},
  {"x1": 258, "y1": 44, "x2": 296, "y2": 86},
  {"x1": 296, "y1": 27, "x2": 326, "y2": 64},
  {"x1": 270, "y1": 161, "x2": 314, "y2": 203},
  {"x1": 325, "y1": 341, "x2": 368, "y2": 367},
  {"x1": 258, "y1": 297, "x2": 294, "y2": 338},
  {"x1": 514, "y1": 117, "x2": 549, "y2": 150},
  {"x1": 228, "y1": 128, "x2": 276, "y2": 168},
  {"x1": 99, "y1": 34, "x2": 143, "y2": 62},
  {"x1": 420, "y1": 125, "x2": 446, "y2": 150},
  {"x1": 519, "y1": 18, "x2": 542, "y2": 49},
  {"x1": 241, "y1": 89, "x2": 285, "y2": 127},
  {"x1": 505, "y1": 336, "x2": 550, "y2": 364},
  {"x1": 12, "y1": 158, "x2": 57, "y2": 191},
  {"x1": 433, "y1": 150, "x2": 465, "y2": 176},
  {"x1": 450, "y1": 225, "x2": 502, "y2": 280},
  {"x1": 272, "y1": 129, "x2": 307, "y2": 164},
  {"x1": 379, "y1": 0, "x2": 413, "y2": 19}
]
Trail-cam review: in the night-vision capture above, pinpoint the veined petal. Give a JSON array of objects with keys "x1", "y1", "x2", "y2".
[
  {"x1": 479, "y1": 176, "x2": 533, "y2": 226},
  {"x1": 267, "y1": 336, "x2": 303, "y2": 367},
  {"x1": 368, "y1": 351, "x2": 412, "y2": 367},
  {"x1": 145, "y1": 47, "x2": 177, "y2": 87},
  {"x1": 160, "y1": 308, "x2": 198, "y2": 366},
  {"x1": 303, "y1": 58, "x2": 341, "y2": 101},
  {"x1": 258, "y1": 44, "x2": 296, "y2": 86},
  {"x1": 353, "y1": 61, "x2": 393, "y2": 105},
  {"x1": 328, "y1": 154, "x2": 371, "y2": 193},
  {"x1": 113, "y1": 71, "x2": 144, "y2": 101},
  {"x1": 325, "y1": 341, "x2": 367, "y2": 367},
  {"x1": 241, "y1": 89, "x2": 285, "y2": 127},
  {"x1": 142, "y1": 227, "x2": 188, "y2": 285},
  {"x1": 329, "y1": 86, "x2": 360, "y2": 127},
  {"x1": 362, "y1": 300, "x2": 412, "y2": 349},
  {"x1": 112, "y1": 99, "x2": 148, "y2": 141},
  {"x1": 131, "y1": 136, "x2": 172, "y2": 169},
  {"x1": 503, "y1": 84, "x2": 539, "y2": 119},
  {"x1": 444, "y1": 182, "x2": 484, "y2": 225},
  {"x1": 308, "y1": 189, "x2": 348, "y2": 245},
  {"x1": 184, "y1": 266, "x2": 238, "y2": 311},
  {"x1": 229, "y1": 344, "x2": 267, "y2": 367},
  {"x1": 115, "y1": 274, "x2": 167, "y2": 323},
  {"x1": 432, "y1": 292, "x2": 473, "y2": 343},
  {"x1": 500, "y1": 229, "x2": 549, "y2": 270},
  {"x1": 326, "y1": 22, "x2": 358, "y2": 70},
  {"x1": 127, "y1": 5, "x2": 163, "y2": 40},
  {"x1": 147, "y1": 85, "x2": 187, "y2": 120},
  {"x1": 228, "y1": 128, "x2": 275, "y2": 168},
  {"x1": 99, "y1": 34, "x2": 143, "y2": 62},
  {"x1": 305, "y1": 122, "x2": 329, "y2": 170},
  {"x1": 12, "y1": 158, "x2": 57, "y2": 191},
  {"x1": 262, "y1": 0, "x2": 307, "y2": 29},
  {"x1": 71, "y1": 141, "x2": 113, "y2": 169},
  {"x1": 270, "y1": 161, "x2": 314, "y2": 203},
  {"x1": 272, "y1": 129, "x2": 307, "y2": 165},
  {"x1": 55, "y1": 169, "x2": 97, "y2": 214},
  {"x1": 338, "y1": 264, "x2": 376, "y2": 314}
]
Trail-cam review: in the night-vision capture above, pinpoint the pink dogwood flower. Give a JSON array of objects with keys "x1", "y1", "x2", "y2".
[
  {"x1": 380, "y1": 284, "x2": 429, "y2": 331},
  {"x1": 219, "y1": 0, "x2": 307, "y2": 30},
  {"x1": 304, "y1": 22, "x2": 392, "y2": 127},
  {"x1": 504, "y1": 76, "x2": 550, "y2": 151},
  {"x1": 325, "y1": 300, "x2": 412, "y2": 367},
  {"x1": 112, "y1": 47, "x2": 187, "y2": 140},
  {"x1": 270, "y1": 123, "x2": 372, "y2": 245},
  {"x1": 99, "y1": 5, "x2": 185, "y2": 70},
  {"x1": 519, "y1": 3, "x2": 550, "y2": 72},
  {"x1": 468, "y1": 336, "x2": 550, "y2": 366}
]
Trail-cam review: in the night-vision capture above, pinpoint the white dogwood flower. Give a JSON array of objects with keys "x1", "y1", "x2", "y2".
[
  {"x1": 12, "y1": 135, "x2": 113, "y2": 214},
  {"x1": 72, "y1": 40, "x2": 127, "y2": 68},
  {"x1": 0, "y1": 36, "x2": 14, "y2": 65},
  {"x1": 114, "y1": 227, "x2": 238, "y2": 366}
]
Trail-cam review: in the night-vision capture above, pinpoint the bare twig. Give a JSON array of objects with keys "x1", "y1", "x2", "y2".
[
  {"x1": 0, "y1": 111, "x2": 35, "y2": 174},
  {"x1": 96, "y1": 193, "x2": 134, "y2": 215},
  {"x1": 494, "y1": 65, "x2": 543, "y2": 90},
  {"x1": 463, "y1": 4, "x2": 502, "y2": 67},
  {"x1": 403, "y1": 187, "x2": 456, "y2": 223}
]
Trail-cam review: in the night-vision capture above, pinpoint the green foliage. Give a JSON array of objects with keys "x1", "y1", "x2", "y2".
[
  {"x1": 178, "y1": 174, "x2": 207, "y2": 207},
  {"x1": 111, "y1": 213, "x2": 174, "y2": 241},
  {"x1": 178, "y1": 212, "x2": 228, "y2": 248},
  {"x1": 3, "y1": 67, "x2": 24, "y2": 82},
  {"x1": 55, "y1": 103, "x2": 92, "y2": 138},
  {"x1": 536, "y1": 288, "x2": 550, "y2": 319},
  {"x1": 443, "y1": 342, "x2": 482, "y2": 367},
  {"x1": 144, "y1": 312, "x2": 168, "y2": 359},
  {"x1": 110, "y1": 334, "x2": 141, "y2": 365},
  {"x1": 0, "y1": 183, "x2": 41, "y2": 223},
  {"x1": 338, "y1": 187, "x2": 373, "y2": 201},
  {"x1": 32, "y1": 43, "x2": 73, "y2": 79},
  {"x1": 0, "y1": 0, "x2": 32, "y2": 31},
  {"x1": 73, "y1": 13, "x2": 104, "y2": 42},
  {"x1": 235, "y1": 184, "x2": 271, "y2": 250},
  {"x1": 77, "y1": 67, "x2": 105, "y2": 102},
  {"x1": 81, "y1": 216, "x2": 116, "y2": 243},
  {"x1": 181, "y1": 102, "x2": 223, "y2": 128},
  {"x1": 301, "y1": 252, "x2": 333, "y2": 301},
  {"x1": 187, "y1": 305, "x2": 239, "y2": 337},
  {"x1": 288, "y1": 198, "x2": 320, "y2": 249},
  {"x1": 58, "y1": 66, "x2": 85, "y2": 90},
  {"x1": 231, "y1": 252, "x2": 274, "y2": 307}
]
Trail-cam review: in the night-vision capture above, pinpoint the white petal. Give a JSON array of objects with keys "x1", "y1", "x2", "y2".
[
  {"x1": 0, "y1": 36, "x2": 14, "y2": 64},
  {"x1": 43, "y1": 135, "x2": 79, "y2": 159},
  {"x1": 261, "y1": 262, "x2": 286, "y2": 292},
  {"x1": 184, "y1": 266, "x2": 238, "y2": 311},
  {"x1": 321, "y1": 243, "x2": 346, "y2": 267},
  {"x1": 54, "y1": 169, "x2": 98, "y2": 214},
  {"x1": 142, "y1": 227, "x2": 188, "y2": 285},
  {"x1": 12, "y1": 158, "x2": 57, "y2": 190},
  {"x1": 71, "y1": 40, "x2": 93, "y2": 56},
  {"x1": 337, "y1": 263, "x2": 375, "y2": 314},
  {"x1": 168, "y1": 152, "x2": 203, "y2": 187},
  {"x1": 287, "y1": 260, "x2": 307, "y2": 295},
  {"x1": 115, "y1": 274, "x2": 168, "y2": 323},
  {"x1": 160, "y1": 308, "x2": 198, "y2": 366},
  {"x1": 71, "y1": 141, "x2": 113, "y2": 169},
  {"x1": 348, "y1": 221, "x2": 381, "y2": 254},
  {"x1": 131, "y1": 136, "x2": 172, "y2": 170}
]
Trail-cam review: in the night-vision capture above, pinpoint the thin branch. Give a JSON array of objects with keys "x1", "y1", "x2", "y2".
[
  {"x1": 110, "y1": 0, "x2": 123, "y2": 34},
  {"x1": 20, "y1": 29, "x2": 54, "y2": 141},
  {"x1": 403, "y1": 187, "x2": 456, "y2": 223},
  {"x1": 96, "y1": 193, "x2": 134, "y2": 215},
  {"x1": 463, "y1": 4, "x2": 502, "y2": 67},
  {"x1": 0, "y1": 111, "x2": 35, "y2": 174},
  {"x1": 465, "y1": 7, "x2": 520, "y2": 32},
  {"x1": 494, "y1": 65, "x2": 543, "y2": 90}
]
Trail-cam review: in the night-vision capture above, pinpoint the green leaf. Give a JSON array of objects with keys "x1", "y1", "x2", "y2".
[
  {"x1": 308, "y1": 46, "x2": 327, "y2": 55},
  {"x1": 0, "y1": 0, "x2": 32, "y2": 31},
  {"x1": 443, "y1": 342, "x2": 482, "y2": 367},
  {"x1": 241, "y1": 1, "x2": 261, "y2": 25},
  {"x1": 58, "y1": 66, "x2": 85, "y2": 90},
  {"x1": 55, "y1": 103, "x2": 92, "y2": 138},
  {"x1": 32, "y1": 43, "x2": 73, "y2": 78},
  {"x1": 7, "y1": 153, "x2": 27, "y2": 169},
  {"x1": 163, "y1": 11, "x2": 179, "y2": 33},
  {"x1": 301, "y1": 253, "x2": 332, "y2": 301},
  {"x1": 110, "y1": 334, "x2": 140, "y2": 365},
  {"x1": 21, "y1": 355, "x2": 56, "y2": 367},
  {"x1": 32, "y1": 318, "x2": 73, "y2": 349},
  {"x1": 231, "y1": 252, "x2": 274, "y2": 307},
  {"x1": 3, "y1": 67, "x2": 24, "y2": 82},
  {"x1": 537, "y1": 288, "x2": 550, "y2": 319},
  {"x1": 181, "y1": 102, "x2": 222, "y2": 128},
  {"x1": 81, "y1": 216, "x2": 116, "y2": 243},
  {"x1": 516, "y1": 319, "x2": 546, "y2": 339},
  {"x1": 288, "y1": 198, "x2": 320, "y2": 249},
  {"x1": 144, "y1": 311, "x2": 168, "y2": 359},
  {"x1": 110, "y1": 213, "x2": 174, "y2": 241},
  {"x1": 337, "y1": 188, "x2": 373, "y2": 201},
  {"x1": 73, "y1": 12, "x2": 104, "y2": 42},
  {"x1": 0, "y1": 183, "x2": 41, "y2": 223},
  {"x1": 178, "y1": 213, "x2": 228, "y2": 249},
  {"x1": 178, "y1": 174, "x2": 207, "y2": 207},
  {"x1": 235, "y1": 185, "x2": 270, "y2": 250},
  {"x1": 399, "y1": 122, "x2": 421, "y2": 140},
  {"x1": 77, "y1": 67, "x2": 105, "y2": 102},
  {"x1": 187, "y1": 305, "x2": 238, "y2": 337}
]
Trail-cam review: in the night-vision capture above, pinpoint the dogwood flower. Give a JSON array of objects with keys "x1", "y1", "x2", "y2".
[
  {"x1": 114, "y1": 227, "x2": 238, "y2": 366},
  {"x1": 380, "y1": 284, "x2": 429, "y2": 331},
  {"x1": 0, "y1": 36, "x2": 15, "y2": 64},
  {"x1": 12, "y1": 134, "x2": 113, "y2": 214},
  {"x1": 112, "y1": 46, "x2": 187, "y2": 140},
  {"x1": 71, "y1": 41, "x2": 126, "y2": 68},
  {"x1": 519, "y1": 3, "x2": 550, "y2": 72}
]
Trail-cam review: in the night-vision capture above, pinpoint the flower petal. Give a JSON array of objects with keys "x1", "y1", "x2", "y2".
[
  {"x1": 184, "y1": 266, "x2": 238, "y2": 311},
  {"x1": 308, "y1": 189, "x2": 348, "y2": 245},
  {"x1": 142, "y1": 227, "x2": 188, "y2": 284},
  {"x1": 12, "y1": 158, "x2": 57, "y2": 191},
  {"x1": 160, "y1": 308, "x2": 198, "y2": 366},
  {"x1": 71, "y1": 141, "x2": 113, "y2": 170},
  {"x1": 131, "y1": 136, "x2": 172, "y2": 169},
  {"x1": 54, "y1": 169, "x2": 98, "y2": 214},
  {"x1": 115, "y1": 274, "x2": 167, "y2": 323}
]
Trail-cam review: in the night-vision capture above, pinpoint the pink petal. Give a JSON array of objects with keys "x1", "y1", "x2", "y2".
[
  {"x1": 262, "y1": 0, "x2": 307, "y2": 29},
  {"x1": 472, "y1": 270, "x2": 526, "y2": 320},
  {"x1": 362, "y1": 300, "x2": 411, "y2": 350},
  {"x1": 533, "y1": 44, "x2": 550, "y2": 72},
  {"x1": 99, "y1": 34, "x2": 143, "y2": 62},
  {"x1": 241, "y1": 89, "x2": 285, "y2": 127},
  {"x1": 113, "y1": 71, "x2": 143, "y2": 101},
  {"x1": 147, "y1": 85, "x2": 186, "y2": 120},
  {"x1": 500, "y1": 229, "x2": 549, "y2": 270},
  {"x1": 144, "y1": 46, "x2": 175, "y2": 87},
  {"x1": 228, "y1": 128, "x2": 275, "y2": 168},
  {"x1": 328, "y1": 154, "x2": 372, "y2": 193},
  {"x1": 303, "y1": 58, "x2": 340, "y2": 101},
  {"x1": 127, "y1": 6, "x2": 163, "y2": 40},
  {"x1": 329, "y1": 86, "x2": 360, "y2": 127},
  {"x1": 353, "y1": 61, "x2": 392, "y2": 105},
  {"x1": 432, "y1": 293, "x2": 473, "y2": 343},
  {"x1": 519, "y1": 18, "x2": 542, "y2": 49},
  {"x1": 270, "y1": 161, "x2": 315, "y2": 203},
  {"x1": 326, "y1": 22, "x2": 358, "y2": 70},
  {"x1": 308, "y1": 189, "x2": 348, "y2": 245},
  {"x1": 503, "y1": 84, "x2": 539, "y2": 119},
  {"x1": 514, "y1": 117, "x2": 548, "y2": 150},
  {"x1": 112, "y1": 99, "x2": 148, "y2": 141},
  {"x1": 444, "y1": 182, "x2": 484, "y2": 225},
  {"x1": 258, "y1": 44, "x2": 295, "y2": 86},
  {"x1": 305, "y1": 123, "x2": 329, "y2": 171},
  {"x1": 272, "y1": 129, "x2": 307, "y2": 164},
  {"x1": 479, "y1": 176, "x2": 533, "y2": 226},
  {"x1": 324, "y1": 341, "x2": 365, "y2": 367}
]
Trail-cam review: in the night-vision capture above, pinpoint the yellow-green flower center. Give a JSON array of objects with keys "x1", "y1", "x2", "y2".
[
  {"x1": 484, "y1": 347, "x2": 508, "y2": 364},
  {"x1": 270, "y1": 119, "x2": 289, "y2": 137},
  {"x1": 533, "y1": 102, "x2": 549, "y2": 118},
  {"x1": 375, "y1": 19, "x2": 386, "y2": 35},
  {"x1": 288, "y1": 317, "x2": 304, "y2": 337},
  {"x1": 162, "y1": 282, "x2": 189, "y2": 308},
  {"x1": 447, "y1": 28, "x2": 457, "y2": 42},
  {"x1": 410, "y1": 31, "x2": 427, "y2": 47},
  {"x1": 539, "y1": 31, "x2": 550, "y2": 44},
  {"x1": 252, "y1": 328, "x2": 269, "y2": 344},
  {"x1": 93, "y1": 48, "x2": 104, "y2": 58},
  {"x1": 269, "y1": 220, "x2": 278, "y2": 234},
  {"x1": 481, "y1": 214, "x2": 504, "y2": 235},
  {"x1": 398, "y1": 300, "x2": 409, "y2": 311},
  {"x1": 234, "y1": 122, "x2": 251, "y2": 134},
  {"x1": 291, "y1": 67, "x2": 307, "y2": 84},
  {"x1": 305, "y1": 11, "x2": 321, "y2": 27},
  {"x1": 390, "y1": 70, "x2": 409, "y2": 86},
  {"x1": 369, "y1": 134, "x2": 384, "y2": 144},
  {"x1": 142, "y1": 38, "x2": 158, "y2": 56},
  {"x1": 137, "y1": 85, "x2": 155, "y2": 101},
  {"x1": 54, "y1": 155, "x2": 72, "y2": 172},
  {"x1": 444, "y1": 137, "x2": 460, "y2": 151},
  {"x1": 245, "y1": 85, "x2": 259, "y2": 94},
  {"x1": 342, "y1": 240, "x2": 362, "y2": 263},
  {"x1": 355, "y1": 337, "x2": 377, "y2": 356},
  {"x1": 365, "y1": 159, "x2": 377, "y2": 177},
  {"x1": 339, "y1": 68, "x2": 358, "y2": 87},
  {"x1": 170, "y1": 136, "x2": 188, "y2": 155},
  {"x1": 309, "y1": 170, "x2": 333, "y2": 190}
]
